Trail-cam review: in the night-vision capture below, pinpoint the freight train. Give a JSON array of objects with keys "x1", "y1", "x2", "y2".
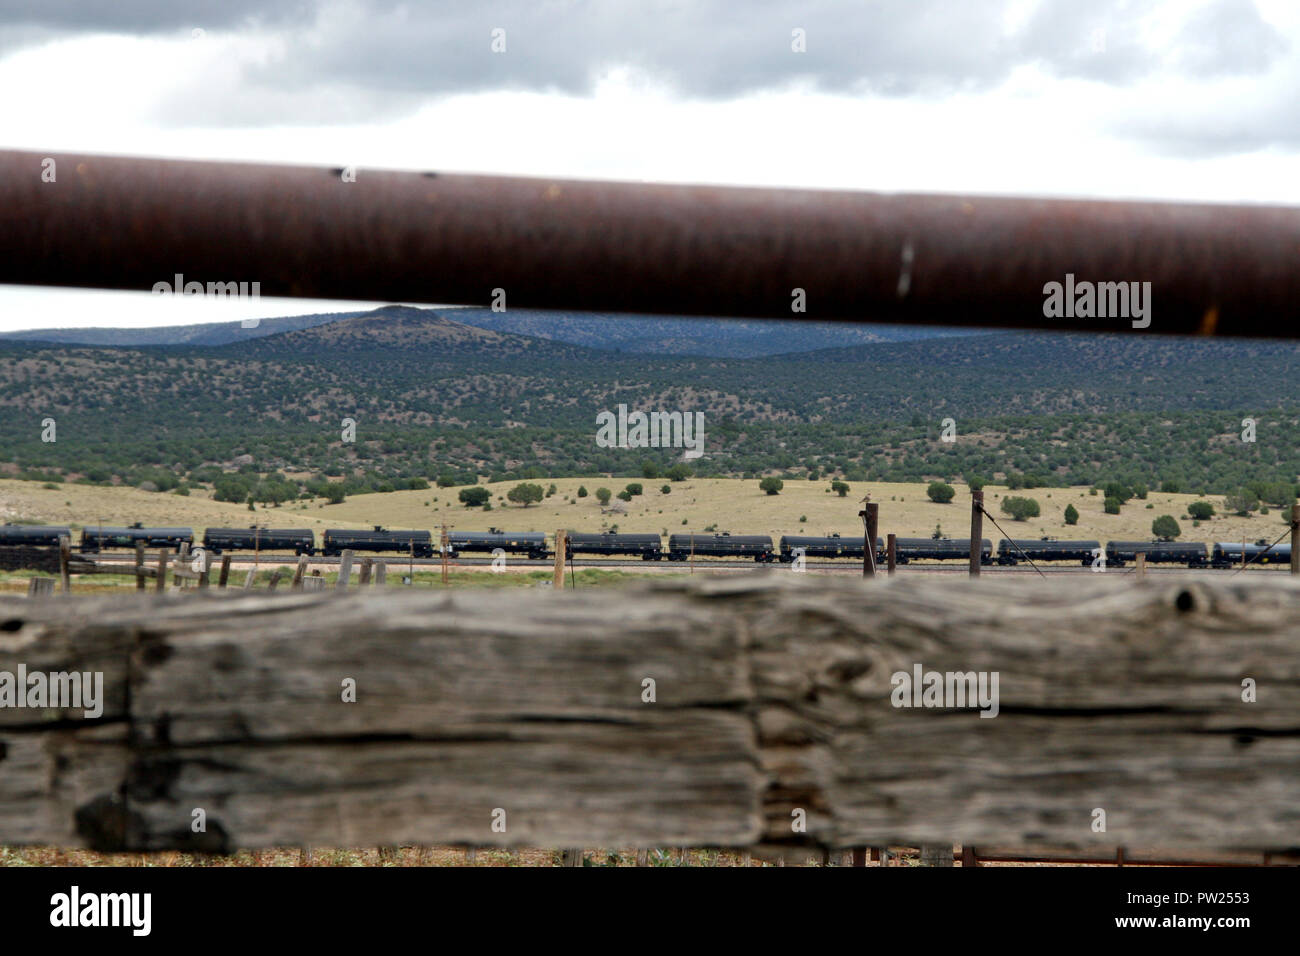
[
  {"x1": 203, "y1": 526, "x2": 316, "y2": 555},
  {"x1": 81, "y1": 523, "x2": 194, "y2": 553},
  {"x1": 448, "y1": 528, "x2": 549, "y2": 560},
  {"x1": 321, "y1": 526, "x2": 434, "y2": 558},
  {"x1": 0, "y1": 523, "x2": 1289, "y2": 569}
]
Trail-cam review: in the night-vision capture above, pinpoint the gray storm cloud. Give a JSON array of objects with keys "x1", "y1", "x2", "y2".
[
  {"x1": 1, "y1": 0, "x2": 1286, "y2": 94},
  {"x1": 0, "y1": 0, "x2": 1293, "y2": 153}
]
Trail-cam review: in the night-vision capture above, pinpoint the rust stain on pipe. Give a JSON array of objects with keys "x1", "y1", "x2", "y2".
[{"x1": 0, "y1": 149, "x2": 1298, "y2": 336}]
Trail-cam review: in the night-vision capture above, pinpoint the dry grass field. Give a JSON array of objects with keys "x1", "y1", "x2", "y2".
[{"x1": 1, "y1": 476, "x2": 1289, "y2": 549}]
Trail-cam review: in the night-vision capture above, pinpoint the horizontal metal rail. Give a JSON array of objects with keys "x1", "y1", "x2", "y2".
[{"x1": 1, "y1": 149, "x2": 1297, "y2": 336}]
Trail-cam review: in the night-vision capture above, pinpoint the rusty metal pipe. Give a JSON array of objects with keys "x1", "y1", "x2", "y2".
[{"x1": 1, "y1": 149, "x2": 1297, "y2": 335}]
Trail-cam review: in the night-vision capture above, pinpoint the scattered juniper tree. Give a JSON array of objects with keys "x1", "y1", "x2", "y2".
[
  {"x1": 926, "y1": 481, "x2": 956, "y2": 503},
  {"x1": 1152, "y1": 515, "x2": 1181, "y2": 540}
]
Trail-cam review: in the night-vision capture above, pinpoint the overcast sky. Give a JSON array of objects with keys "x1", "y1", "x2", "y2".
[{"x1": 1, "y1": 0, "x2": 1297, "y2": 331}]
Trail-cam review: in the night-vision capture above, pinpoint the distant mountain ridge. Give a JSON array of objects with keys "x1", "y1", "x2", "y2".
[
  {"x1": 0, "y1": 310, "x2": 365, "y2": 346},
  {"x1": 225, "y1": 306, "x2": 600, "y2": 361},
  {"x1": 433, "y1": 307, "x2": 975, "y2": 356},
  {"x1": 0, "y1": 304, "x2": 973, "y2": 357}
]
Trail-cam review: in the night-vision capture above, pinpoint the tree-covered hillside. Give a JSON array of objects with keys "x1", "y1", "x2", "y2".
[{"x1": 0, "y1": 310, "x2": 1297, "y2": 503}]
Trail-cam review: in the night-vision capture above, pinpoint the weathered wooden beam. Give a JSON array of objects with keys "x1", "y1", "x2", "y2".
[{"x1": 2, "y1": 576, "x2": 1299, "y2": 853}]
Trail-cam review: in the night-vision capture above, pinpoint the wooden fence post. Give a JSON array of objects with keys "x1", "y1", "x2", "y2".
[
  {"x1": 302, "y1": 576, "x2": 325, "y2": 592},
  {"x1": 336, "y1": 550, "x2": 354, "y2": 590},
  {"x1": 919, "y1": 843, "x2": 955, "y2": 866},
  {"x1": 267, "y1": 569, "x2": 284, "y2": 591},
  {"x1": 155, "y1": 551, "x2": 170, "y2": 592},
  {"x1": 291, "y1": 555, "x2": 307, "y2": 590},
  {"x1": 218, "y1": 554, "x2": 231, "y2": 589},
  {"x1": 58, "y1": 535, "x2": 71, "y2": 593},
  {"x1": 858, "y1": 501, "x2": 877, "y2": 577},
  {"x1": 886, "y1": 533, "x2": 897, "y2": 576},
  {"x1": 134, "y1": 541, "x2": 146, "y2": 591},
  {"x1": 175, "y1": 542, "x2": 190, "y2": 590},
  {"x1": 197, "y1": 550, "x2": 210, "y2": 588},
  {"x1": 26, "y1": 577, "x2": 54, "y2": 598},
  {"x1": 358, "y1": 557, "x2": 373, "y2": 586},
  {"x1": 374, "y1": 562, "x2": 386, "y2": 586},
  {"x1": 441, "y1": 526, "x2": 449, "y2": 586},
  {"x1": 865, "y1": 503, "x2": 878, "y2": 577},
  {"x1": 553, "y1": 530, "x2": 567, "y2": 589},
  {"x1": 1136, "y1": 552, "x2": 1146, "y2": 581},
  {"x1": 560, "y1": 848, "x2": 583, "y2": 867},
  {"x1": 969, "y1": 491, "x2": 984, "y2": 577},
  {"x1": 1292, "y1": 504, "x2": 1299, "y2": 576}
]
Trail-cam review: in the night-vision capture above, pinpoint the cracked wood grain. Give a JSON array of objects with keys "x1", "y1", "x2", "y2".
[{"x1": 1, "y1": 575, "x2": 1298, "y2": 852}]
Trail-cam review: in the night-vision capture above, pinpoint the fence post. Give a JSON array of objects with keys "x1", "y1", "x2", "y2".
[
  {"x1": 553, "y1": 530, "x2": 567, "y2": 589},
  {"x1": 919, "y1": 844, "x2": 954, "y2": 867},
  {"x1": 969, "y1": 491, "x2": 984, "y2": 577},
  {"x1": 58, "y1": 535, "x2": 71, "y2": 593},
  {"x1": 291, "y1": 555, "x2": 307, "y2": 590},
  {"x1": 887, "y1": 533, "x2": 897, "y2": 576},
  {"x1": 1292, "y1": 504, "x2": 1299, "y2": 576},
  {"x1": 27, "y1": 577, "x2": 54, "y2": 598},
  {"x1": 859, "y1": 501, "x2": 877, "y2": 577},
  {"x1": 865, "y1": 503, "x2": 878, "y2": 577},
  {"x1": 1136, "y1": 552, "x2": 1146, "y2": 580},
  {"x1": 374, "y1": 561, "x2": 386, "y2": 586},
  {"x1": 358, "y1": 557, "x2": 373, "y2": 586},
  {"x1": 336, "y1": 549, "x2": 354, "y2": 590},
  {"x1": 134, "y1": 541, "x2": 146, "y2": 591},
  {"x1": 155, "y1": 550, "x2": 170, "y2": 592},
  {"x1": 218, "y1": 554, "x2": 231, "y2": 588},
  {"x1": 175, "y1": 542, "x2": 190, "y2": 590},
  {"x1": 441, "y1": 525, "x2": 449, "y2": 586}
]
